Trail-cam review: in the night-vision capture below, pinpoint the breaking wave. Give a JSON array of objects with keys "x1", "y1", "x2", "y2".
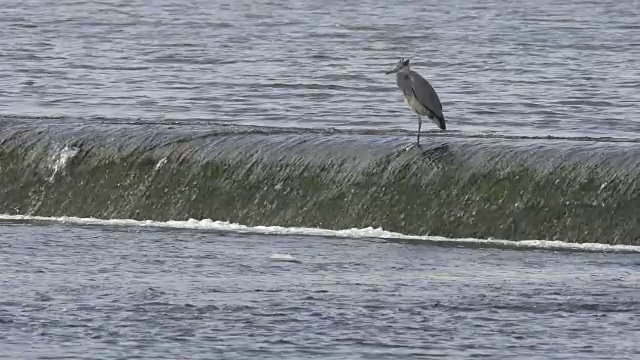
[{"x1": 1, "y1": 116, "x2": 639, "y2": 245}]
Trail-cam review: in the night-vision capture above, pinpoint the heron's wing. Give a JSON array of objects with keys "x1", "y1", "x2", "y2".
[{"x1": 409, "y1": 71, "x2": 444, "y2": 121}]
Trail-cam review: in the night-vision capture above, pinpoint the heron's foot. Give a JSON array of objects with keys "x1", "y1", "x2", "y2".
[{"x1": 401, "y1": 142, "x2": 422, "y2": 152}]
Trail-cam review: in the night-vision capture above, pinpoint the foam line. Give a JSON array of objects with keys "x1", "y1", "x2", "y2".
[{"x1": 1, "y1": 214, "x2": 638, "y2": 253}]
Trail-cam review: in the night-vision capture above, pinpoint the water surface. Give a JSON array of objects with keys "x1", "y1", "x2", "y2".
[
  {"x1": 1, "y1": 220, "x2": 638, "y2": 359},
  {"x1": 0, "y1": 0, "x2": 638, "y2": 137}
]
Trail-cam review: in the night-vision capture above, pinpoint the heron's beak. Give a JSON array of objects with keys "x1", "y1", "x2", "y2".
[
  {"x1": 385, "y1": 64, "x2": 401, "y2": 75},
  {"x1": 385, "y1": 67, "x2": 398, "y2": 75}
]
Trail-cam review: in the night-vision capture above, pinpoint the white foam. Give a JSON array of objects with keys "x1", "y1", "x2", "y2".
[
  {"x1": 49, "y1": 145, "x2": 79, "y2": 181},
  {"x1": 269, "y1": 254, "x2": 302, "y2": 263},
  {"x1": 154, "y1": 157, "x2": 168, "y2": 171},
  {"x1": 0, "y1": 214, "x2": 638, "y2": 253}
]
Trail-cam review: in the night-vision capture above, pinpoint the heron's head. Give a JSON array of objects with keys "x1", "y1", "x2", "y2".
[{"x1": 385, "y1": 58, "x2": 410, "y2": 75}]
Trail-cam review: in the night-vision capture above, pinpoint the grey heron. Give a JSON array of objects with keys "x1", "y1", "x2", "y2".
[{"x1": 386, "y1": 58, "x2": 446, "y2": 145}]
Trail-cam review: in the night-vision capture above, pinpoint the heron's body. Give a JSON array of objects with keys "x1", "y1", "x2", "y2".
[
  {"x1": 397, "y1": 71, "x2": 446, "y2": 130},
  {"x1": 386, "y1": 58, "x2": 446, "y2": 145}
]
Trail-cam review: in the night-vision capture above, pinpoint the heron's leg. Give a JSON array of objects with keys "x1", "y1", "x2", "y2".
[{"x1": 417, "y1": 115, "x2": 422, "y2": 145}]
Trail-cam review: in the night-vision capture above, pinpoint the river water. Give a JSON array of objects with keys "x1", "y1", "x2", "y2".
[
  {"x1": 1, "y1": 218, "x2": 639, "y2": 359},
  {"x1": 0, "y1": 0, "x2": 639, "y2": 358},
  {"x1": 1, "y1": 0, "x2": 639, "y2": 137}
]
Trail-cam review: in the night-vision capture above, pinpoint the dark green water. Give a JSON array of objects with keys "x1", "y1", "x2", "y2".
[{"x1": 2, "y1": 119, "x2": 639, "y2": 245}]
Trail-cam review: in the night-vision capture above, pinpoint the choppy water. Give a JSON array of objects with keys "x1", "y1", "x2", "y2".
[
  {"x1": 1, "y1": 219, "x2": 639, "y2": 359},
  {"x1": 1, "y1": 0, "x2": 639, "y2": 137},
  {"x1": 1, "y1": 0, "x2": 640, "y2": 358}
]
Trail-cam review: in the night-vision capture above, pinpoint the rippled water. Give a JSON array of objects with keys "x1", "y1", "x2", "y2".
[
  {"x1": 1, "y1": 220, "x2": 639, "y2": 359},
  {"x1": 1, "y1": 0, "x2": 638, "y2": 137},
  {"x1": 2, "y1": 1, "x2": 640, "y2": 358}
]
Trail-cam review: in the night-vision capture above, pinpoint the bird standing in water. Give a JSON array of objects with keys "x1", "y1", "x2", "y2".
[{"x1": 386, "y1": 58, "x2": 446, "y2": 145}]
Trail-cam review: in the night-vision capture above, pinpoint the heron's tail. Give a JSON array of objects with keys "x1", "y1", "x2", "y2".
[
  {"x1": 438, "y1": 115, "x2": 446, "y2": 131},
  {"x1": 428, "y1": 112, "x2": 446, "y2": 131}
]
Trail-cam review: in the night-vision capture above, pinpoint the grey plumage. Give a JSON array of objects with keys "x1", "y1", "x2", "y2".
[{"x1": 386, "y1": 58, "x2": 446, "y2": 145}]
